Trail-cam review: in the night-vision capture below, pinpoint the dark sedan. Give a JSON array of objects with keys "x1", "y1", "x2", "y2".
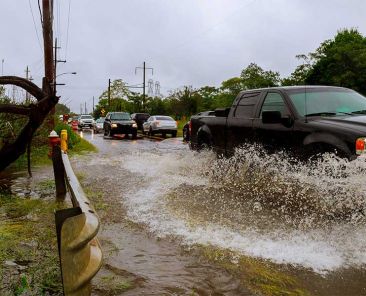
[{"x1": 103, "y1": 112, "x2": 138, "y2": 138}]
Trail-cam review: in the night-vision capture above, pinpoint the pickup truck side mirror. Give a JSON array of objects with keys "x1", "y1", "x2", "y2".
[{"x1": 262, "y1": 111, "x2": 282, "y2": 124}]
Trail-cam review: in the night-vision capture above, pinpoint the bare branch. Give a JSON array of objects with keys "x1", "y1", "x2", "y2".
[
  {"x1": 0, "y1": 76, "x2": 45, "y2": 100},
  {"x1": 0, "y1": 103, "x2": 31, "y2": 116}
]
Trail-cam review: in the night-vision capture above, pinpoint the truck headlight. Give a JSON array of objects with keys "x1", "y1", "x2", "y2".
[
  {"x1": 111, "y1": 123, "x2": 117, "y2": 128},
  {"x1": 356, "y1": 137, "x2": 366, "y2": 155}
]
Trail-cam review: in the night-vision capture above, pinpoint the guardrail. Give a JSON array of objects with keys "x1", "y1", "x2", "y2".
[{"x1": 52, "y1": 142, "x2": 102, "y2": 296}]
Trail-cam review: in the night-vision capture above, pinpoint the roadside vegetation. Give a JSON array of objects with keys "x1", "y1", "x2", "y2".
[
  {"x1": 0, "y1": 118, "x2": 96, "y2": 295},
  {"x1": 0, "y1": 188, "x2": 64, "y2": 295},
  {"x1": 7, "y1": 119, "x2": 96, "y2": 172}
]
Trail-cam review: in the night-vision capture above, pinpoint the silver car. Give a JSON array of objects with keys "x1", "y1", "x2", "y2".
[
  {"x1": 142, "y1": 115, "x2": 177, "y2": 137},
  {"x1": 93, "y1": 117, "x2": 105, "y2": 133}
]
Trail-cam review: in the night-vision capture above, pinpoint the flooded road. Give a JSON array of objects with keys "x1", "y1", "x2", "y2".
[{"x1": 76, "y1": 130, "x2": 366, "y2": 295}]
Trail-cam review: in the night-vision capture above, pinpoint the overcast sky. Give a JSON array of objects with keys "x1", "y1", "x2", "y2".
[{"x1": 1, "y1": 0, "x2": 365, "y2": 113}]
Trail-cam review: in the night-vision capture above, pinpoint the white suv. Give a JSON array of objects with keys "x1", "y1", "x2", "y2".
[{"x1": 78, "y1": 115, "x2": 94, "y2": 129}]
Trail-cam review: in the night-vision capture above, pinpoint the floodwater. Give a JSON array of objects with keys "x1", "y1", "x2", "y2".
[{"x1": 77, "y1": 131, "x2": 366, "y2": 294}]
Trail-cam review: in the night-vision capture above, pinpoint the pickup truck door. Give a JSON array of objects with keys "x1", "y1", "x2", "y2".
[
  {"x1": 252, "y1": 91, "x2": 295, "y2": 154},
  {"x1": 226, "y1": 92, "x2": 262, "y2": 155}
]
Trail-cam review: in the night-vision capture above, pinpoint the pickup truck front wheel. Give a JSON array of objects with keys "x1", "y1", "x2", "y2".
[{"x1": 304, "y1": 143, "x2": 349, "y2": 162}]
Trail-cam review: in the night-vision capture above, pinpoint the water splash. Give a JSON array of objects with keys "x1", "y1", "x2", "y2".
[{"x1": 86, "y1": 140, "x2": 366, "y2": 273}]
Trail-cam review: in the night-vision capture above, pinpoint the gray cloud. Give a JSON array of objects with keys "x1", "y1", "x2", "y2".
[{"x1": 1, "y1": 0, "x2": 365, "y2": 112}]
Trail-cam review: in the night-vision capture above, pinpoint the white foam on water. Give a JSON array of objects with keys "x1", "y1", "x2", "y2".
[{"x1": 117, "y1": 144, "x2": 366, "y2": 273}]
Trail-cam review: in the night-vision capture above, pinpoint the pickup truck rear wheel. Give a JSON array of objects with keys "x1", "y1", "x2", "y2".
[{"x1": 197, "y1": 135, "x2": 212, "y2": 151}]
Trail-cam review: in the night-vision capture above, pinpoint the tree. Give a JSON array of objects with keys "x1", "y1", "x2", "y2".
[
  {"x1": 241, "y1": 63, "x2": 280, "y2": 89},
  {"x1": 306, "y1": 29, "x2": 366, "y2": 94},
  {"x1": 55, "y1": 103, "x2": 70, "y2": 115},
  {"x1": 94, "y1": 79, "x2": 132, "y2": 117},
  {"x1": 0, "y1": 76, "x2": 58, "y2": 172},
  {"x1": 282, "y1": 55, "x2": 313, "y2": 86}
]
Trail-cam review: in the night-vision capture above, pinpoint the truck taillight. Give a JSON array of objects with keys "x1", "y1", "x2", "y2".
[{"x1": 356, "y1": 138, "x2": 366, "y2": 155}]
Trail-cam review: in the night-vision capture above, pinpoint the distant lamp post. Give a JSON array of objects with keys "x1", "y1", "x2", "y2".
[
  {"x1": 56, "y1": 71, "x2": 77, "y2": 78},
  {"x1": 55, "y1": 72, "x2": 77, "y2": 87}
]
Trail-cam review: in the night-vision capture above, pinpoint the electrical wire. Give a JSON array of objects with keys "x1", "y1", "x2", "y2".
[
  {"x1": 37, "y1": 0, "x2": 43, "y2": 27},
  {"x1": 28, "y1": 0, "x2": 43, "y2": 51},
  {"x1": 65, "y1": 0, "x2": 71, "y2": 60}
]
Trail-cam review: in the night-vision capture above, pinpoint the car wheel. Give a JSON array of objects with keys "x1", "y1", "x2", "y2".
[
  {"x1": 148, "y1": 127, "x2": 154, "y2": 137},
  {"x1": 172, "y1": 131, "x2": 177, "y2": 138},
  {"x1": 132, "y1": 132, "x2": 137, "y2": 139},
  {"x1": 104, "y1": 128, "x2": 108, "y2": 136},
  {"x1": 162, "y1": 132, "x2": 166, "y2": 138}
]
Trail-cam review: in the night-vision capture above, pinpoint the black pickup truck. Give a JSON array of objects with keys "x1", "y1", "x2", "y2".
[{"x1": 190, "y1": 86, "x2": 366, "y2": 160}]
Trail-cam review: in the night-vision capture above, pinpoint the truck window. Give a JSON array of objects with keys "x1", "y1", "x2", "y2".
[
  {"x1": 260, "y1": 92, "x2": 288, "y2": 117},
  {"x1": 234, "y1": 93, "x2": 261, "y2": 118}
]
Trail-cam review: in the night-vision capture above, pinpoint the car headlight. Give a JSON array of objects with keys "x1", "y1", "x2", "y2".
[
  {"x1": 132, "y1": 123, "x2": 137, "y2": 128},
  {"x1": 111, "y1": 123, "x2": 117, "y2": 128}
]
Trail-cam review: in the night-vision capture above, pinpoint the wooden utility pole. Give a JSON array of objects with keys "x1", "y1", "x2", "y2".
[
  {"x1": 42, "y1": 0, "x2": 55, "y2": 129},
  {"x1": 42, "y1": 0, "x2": 54, "y2": 93}
]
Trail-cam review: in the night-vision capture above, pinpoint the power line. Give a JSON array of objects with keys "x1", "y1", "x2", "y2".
[
  {"x1": 28, "y1": 0, "x2": 43, "y2": 51},
  {"x1": 37, "y1": 0, "x2": 43, "y2": 27},
  {"x1": 65, "y1": 0, "x2": 71, "y2": 60}
]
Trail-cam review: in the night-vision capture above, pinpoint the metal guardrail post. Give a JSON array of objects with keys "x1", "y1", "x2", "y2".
[
  {"x1": 55, "y1": 152, "x2": 102, "y2": 296},
  {"x1": 52, "y1": 145, "x2": 67, "y2": 199}
]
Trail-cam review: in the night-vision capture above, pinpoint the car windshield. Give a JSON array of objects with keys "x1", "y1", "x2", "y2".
[
  {"x1": 286, "y1": 88, "x2": 366, "y2": 117},
  {"x1": 96, "y1": 118, "x2": 105, "y2": 123},
  {"x1": 81, "y1": 115, "x2": 93, "y2": 119},
  {"x1": 110, "y1": 113, "x2": 131, "y2": 120},
  {"x1": 155, "y1": 116, "x2": 174, "y2": 121}
]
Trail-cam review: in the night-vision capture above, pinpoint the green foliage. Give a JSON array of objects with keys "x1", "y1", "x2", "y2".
[
  {"x1": 54, "y1": 122, "x2": 80, "y2": 149},
  {"x1": 305, "y1": 28, "x2": 366, "y2": 95},
  {"x1": 282, "y1": 55, "x2": 313, "y2": 86},
  {"x1": 241, "y1": 63, "x2": 281, "y2": 89},
  {"x1": 55, "y1": 103, "x2": 70, "y2": 115},
  {"x1": 0, "y1": 191, "x2": 63, "y2": 295},
  {"x1": 92, "y1": 31, "x2": 366, "y2": 120}
]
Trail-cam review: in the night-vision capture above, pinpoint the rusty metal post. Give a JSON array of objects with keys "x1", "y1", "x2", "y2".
[{"x1": 52, "y1": 145, "x2": 66, "y2": 199}]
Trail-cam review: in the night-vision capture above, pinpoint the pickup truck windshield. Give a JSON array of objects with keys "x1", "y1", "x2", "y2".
[
  {"x1": 110, "y1": 113, "x2": 131, "y2": 120},
  {"x1": 287, "y1": 89, "x2": 366, "y2": 117}
]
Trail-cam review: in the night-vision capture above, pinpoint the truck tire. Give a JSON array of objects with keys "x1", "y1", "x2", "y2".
[{"x1": 197, "y1": 133, "x2": 211, "y2": 151}]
